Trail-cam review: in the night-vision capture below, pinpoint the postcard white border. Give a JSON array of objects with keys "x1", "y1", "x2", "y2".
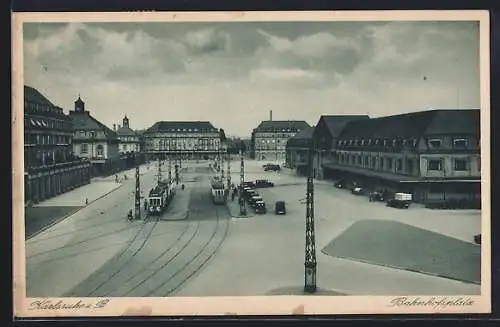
[{"x1": 12, "y1": 10, "x2": 491, "y2": 317}]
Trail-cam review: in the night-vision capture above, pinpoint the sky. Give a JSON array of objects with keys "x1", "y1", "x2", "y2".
[{"x1": 23, "y1": 20, "x2": 481, "y2": 138}]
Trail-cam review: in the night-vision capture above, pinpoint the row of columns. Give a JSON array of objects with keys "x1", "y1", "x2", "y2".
[{"x1": 25, "y1": 166, "x2": 90, "y2": 204}]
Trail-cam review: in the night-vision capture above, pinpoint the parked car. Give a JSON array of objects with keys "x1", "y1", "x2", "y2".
[
  {"x1": 254, "y1": 201, "x2": 267, "y2": 214},
  {"x1": 255, "y1": 179, "x2": 275, "y2": 188},
  {"x1": 275, "y1": 201, "x2": 286, "y2": 215},
  {"x1": 242, "y1": 181, "x2": 256, "y2": 188},
  {"x1": 387, "y1": 192, "x2": 412, "y2": 209},
  {"x1": 351, "y1": 184, "x2": 364, "y2": 195},
  {"x1": 474, "y1": 234, "x2": 481, "y2": 245},
  {"x1": 264, "y1": 164, "x2": 281, "y2": 172},
  {"x1": 369, "y1": 190, "x2": 385, "y2": 202},
  {"x1": 249, "y1": 195, "x2": 263, "y2": 207}
]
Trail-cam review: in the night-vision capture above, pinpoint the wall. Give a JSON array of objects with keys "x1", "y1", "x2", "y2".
[{"x1": 419, "y1": 154, "x2": 480, "y2": 178}]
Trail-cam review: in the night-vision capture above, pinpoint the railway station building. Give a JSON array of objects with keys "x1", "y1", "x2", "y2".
[
  {"x1": 24, "y1": 86, "x2": 91, "y2": 206},
  {"x1": 313, "y1": 109, "x2": 481, "y2": 205},
  {"x1": 142, "y1": 121, "x2": 222, "y2": 161}
]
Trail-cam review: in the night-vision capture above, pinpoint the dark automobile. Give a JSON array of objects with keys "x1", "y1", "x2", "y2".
[
  {"x1": 262, "y1": 163, "x2": 273, "y2": 168},
  {"x1": 254, "y1": 201, "x2": 267, "y2": 214},
  {"x1": 242, "y1": 181, "x2": 256, "y2": 188},
  {"x1": 275, "y1": 201, "x2": 286, "y2": 215},
  {"x1": 264, "y1": 164, "x2": 281, "y2": 172},
  {"x1": 334, "y1": 180, "x2": 346, "y2": 188},
  {"x1": 255, "y1": 179, "x2": 275, "y2": 188},
  {"x1": 474, "y1": 234, "x2": 481, "y2": 245},
  {"x1": 369, "y1": 190, "x2": 385, "y2": 202},
  {"x1": 249, "y1": 195, "x2": 263, "y2": 207},
  {"x1": 351, "y1": 184, "x2": 364, "y2": 195}
]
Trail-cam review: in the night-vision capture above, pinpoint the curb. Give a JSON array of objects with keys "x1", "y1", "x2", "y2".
[
  {"x1": 324, "y1": 252, "x2": 480, "y2": 286},
  {"x1": 26, "y1": 184, "x2": 124, "y2": 240}
]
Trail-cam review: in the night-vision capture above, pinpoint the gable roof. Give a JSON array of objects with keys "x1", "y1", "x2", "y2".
[
  {"x1": 315, "y1": 115, "x2": 370, "y2": 139},
  {"x1": 144, "y1": 121, "x2": 217, "y2": 134},
  {"x1": 424, "y1": 109, "x2": 480, "y2": 135},
  {"x1": 24, "y1": 85, "x2": 55, "y2": 107},
  {"x1": 254, "y1": 120, "x2": 310, "y2": 132},
  {"x1": 337, "y1": 109, "x2": 479, "y2": 140},
  {"x1": 287, "y1": 126, "x2": 315, "y2": 148},
  {"x1": 68, "y1": 111, "x2": 117, "y2": 137}
]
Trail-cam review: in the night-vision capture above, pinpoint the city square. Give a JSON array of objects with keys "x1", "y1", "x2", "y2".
[
  {"x1": 17, "y1": 17, "x2": 486, "y2": 306},
  {"x1": 25, "y1": 159, "x2": 481, "y2": 297}
]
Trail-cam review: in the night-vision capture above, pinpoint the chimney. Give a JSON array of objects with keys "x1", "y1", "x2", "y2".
[
  {"x1": 270, "y1": 110, "x2": 273, "y2": 121},
  {"x1": 113, "y1": 124, "x2": 116, "y2": 131}
]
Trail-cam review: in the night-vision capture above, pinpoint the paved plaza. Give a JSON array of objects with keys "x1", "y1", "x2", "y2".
[{"x1": 25, "y1": 159, "x2": 482, "y2": 297}]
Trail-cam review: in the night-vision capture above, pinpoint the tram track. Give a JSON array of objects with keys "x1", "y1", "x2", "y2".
[{"x1": 63, "y1": 215, "x2": 160, "y2": 297}]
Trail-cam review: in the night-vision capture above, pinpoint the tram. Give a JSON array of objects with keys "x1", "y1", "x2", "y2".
[
  {"x1": 210, "y1": 176, "x2": 227, "y2": 205},
  {"x1": 148, "y1": 180, "x2": 175, "y2": 215}
]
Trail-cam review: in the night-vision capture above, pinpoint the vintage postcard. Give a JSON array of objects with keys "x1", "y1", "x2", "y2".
[{"x1": 12, "y1": 10, "x2": 491, "y2": 317}]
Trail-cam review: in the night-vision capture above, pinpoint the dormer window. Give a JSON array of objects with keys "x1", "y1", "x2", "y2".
[
  {"x1": 383, "y1": 140, "x2": 388, "y2": 146},
  {"x1": 361, "y1": 140, "x2": 365, "y2": 146},
  {"x1": 368, "y1": 139, "x2": 372, "y2": 145},
  {"x1": 428, "y1": 139, "x2": 442, "y2": 148},
  {"x1": 349, "y1": 140, "x2": 353, "y2": 145},
  {"x1": 453, "y1": 138, "x2": 468, "y2": 148},
  {"x1": 375, "y1": 139, "x2": 380, "y2": 145},
  {"x1": 413, "y1": 139, "x2": 418, "y2": 147}
]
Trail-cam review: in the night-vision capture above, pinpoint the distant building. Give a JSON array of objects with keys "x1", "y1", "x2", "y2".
[
  {"x1": 319, "y1": 109, "x2": 481, "y2": 204},
  {"x1": 285, "y1": 126, "x2": 315, "y2": 172},
  {"x1": 24, "y1": 86, "x2": 91, "y2": 205},
  {"x1": 251, "y1": 120, "x2": 311, "y2": 162},
  {"x1": 115, "y1": 115, "x2": 140, "y2": 154},
  {"x1": 68, "y1": 96, "x2": 122, "y2": 176},
  {"x1": 311, "y1": 115, "x2": 370, "y2": 178},
  {"x1": 142, "y1": 121, "x2": 221, "y2": 160}
]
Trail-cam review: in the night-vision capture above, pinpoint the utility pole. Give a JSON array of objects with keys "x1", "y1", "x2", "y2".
[
  {"x1": 304, "y1": 140, "x2": 317, "y2": 293},
  {"x1": 227, "y1": 151, "x2": 231, "y2": 191},
  {"x1": 134, "y1": 158, "x2": 141, "y2": 220},
  {"x1": 239, "y1": 146, "x2": 246, "y2": 216}
]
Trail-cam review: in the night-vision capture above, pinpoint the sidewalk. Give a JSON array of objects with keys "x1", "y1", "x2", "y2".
[
  {"x1": 34, "y1": 181, "x2": 122, "y2": 207},
  {"x1": 226, "y1": 197, "x2": 253, "y2": 219},
  {"x1": 160, "y1": 184, "x2": 191, "y2": 221}
]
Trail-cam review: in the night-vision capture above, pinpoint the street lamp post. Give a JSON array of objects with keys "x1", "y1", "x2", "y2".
[
  {"x1": 239, "y1": 146, "x2": 247, "y2": 216},
  {"x1": 304, "y1": 140, "x2": 317, "y2": 293},
  {"x1": 134, "y1": 154, "x2": 141, "y2": 220},
  {"x1": 227, "y1": 150, "x2": 231, "y2": 191}
]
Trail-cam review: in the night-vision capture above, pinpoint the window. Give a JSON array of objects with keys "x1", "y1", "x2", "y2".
[
  {"x1": 81, "y1": 143, "x2": 89, "y2": 154},
  {"x1": 454, "y1": 159, "x2": 468, "y2": 171},
  {"x1": 428, "y1": 159, "x2": 443, "y2": 171},
  {"x1": 364, "y1": 157, "x2": 369, "y2": 166},
  {"x1": 380, "y1": 158, "x2": 384, "y2": 169},
  {"x1": 357, "y1": 156, "x2": 361, "y2": 165},
  {"x1": 453, "y1": 138, "x2": 468, "y2": 148},
  {"x1": 123, "y1": 144, "x2": 128, "y2": 151},
  {"x1": 428, "y1": 139, "x2": 442, "y2": 148},
  {"x1": 371, "y1": 157, "x2": 376, "y2": 168}
]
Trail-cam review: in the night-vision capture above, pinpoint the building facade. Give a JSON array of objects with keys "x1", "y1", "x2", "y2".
[
  {"x1": 142, "y1": 121, "x2": 222, "y2": 161},
  {"x1": 68, "y1": 96, "x2": 122, "y2": 176},
  {"x1": 317, "y1": 109, "x2": 481, "y2": 204},
  {"x1": 115, "y1": 115, "x2": 141, "y2": 154},
  {"x1": 285, "y1": 126, "x2": 315, "y2": 172},
  {"x1": 251, "y1": 120, "x2": 311, "y2": 162},
  {"x1": 24, "y1": 86, "x2": 91, "y2": 205}
]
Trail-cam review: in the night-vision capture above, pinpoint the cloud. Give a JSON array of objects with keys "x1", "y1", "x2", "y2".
[{"x1": 22, "y1": 21, "x2": 481, "y2": 138}]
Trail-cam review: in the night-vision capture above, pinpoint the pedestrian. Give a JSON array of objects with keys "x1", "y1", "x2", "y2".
[{"x1": 85, "y1": 197, "x2": 88, "y2": 205}]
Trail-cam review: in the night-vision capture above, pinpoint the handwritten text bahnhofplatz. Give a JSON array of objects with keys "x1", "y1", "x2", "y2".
[{"x1": 388, "y1": 297, "x2": 474, "y2": 309}]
